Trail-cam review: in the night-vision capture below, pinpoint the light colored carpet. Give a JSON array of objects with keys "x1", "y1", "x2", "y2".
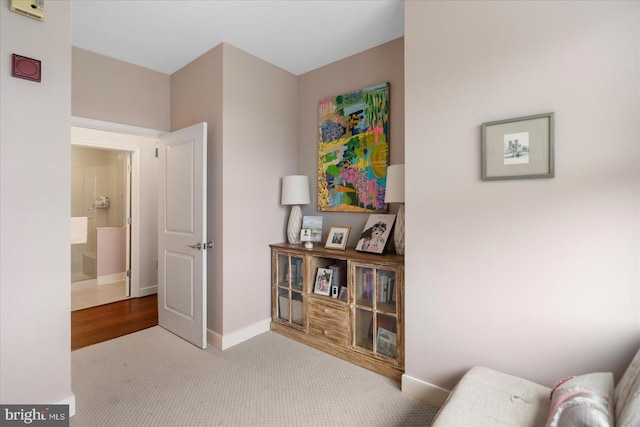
[{"x1": 71, "y1": 327, "x2": 437, "y2": 426}]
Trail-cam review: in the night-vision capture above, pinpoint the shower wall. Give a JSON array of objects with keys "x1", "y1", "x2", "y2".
[{"x1": 71, "y1": 146, "x2": 127, "y2": 282}]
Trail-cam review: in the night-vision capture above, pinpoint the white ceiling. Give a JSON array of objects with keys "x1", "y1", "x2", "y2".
[{"x1": 71, "y1": 0, "x2": 405, "y2": 76}]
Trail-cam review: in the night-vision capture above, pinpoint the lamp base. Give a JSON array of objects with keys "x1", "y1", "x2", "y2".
[
  {"x1": 287, "y1": 205, "x2": 302, "y2": 244},
  {"x1": 394, "y1": 204, "x2": 405, "y2": 255}
]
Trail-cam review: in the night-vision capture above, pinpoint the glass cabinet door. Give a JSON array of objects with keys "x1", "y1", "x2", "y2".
[
  {"x1": 276, "y1": 254, "x2": 304, "y2": 327},
  {"x1": 353, "y1": 265, "x2": 398, "y2": 360},
  {"x1": 277, "y1": 254, "x2": 304, "y2": 290}
]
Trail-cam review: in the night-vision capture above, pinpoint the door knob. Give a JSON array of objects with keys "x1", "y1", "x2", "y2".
[
  {"x1": 205, "y1": 241, "x2": 214, "y2": 249},
  {"x1": 188, "y1": 243, "x2": 202, "y2": 250}
]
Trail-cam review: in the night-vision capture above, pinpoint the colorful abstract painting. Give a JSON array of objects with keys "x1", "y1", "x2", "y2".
[{"x1": 318, "y1": 83, "x2": 389, "y2": 212}]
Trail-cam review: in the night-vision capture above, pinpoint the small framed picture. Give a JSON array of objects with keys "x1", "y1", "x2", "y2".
[
  {"x1": 302, "y1": 216, "x2": 323, "y2": 242},
  {"x1": 338, "y1": 286, "x2": 348, "y2": 301},
  {"x1": 300, "y1": 228, "x2": 312, "y2": 242},
  {"x1": 481, "y1": 112, "x2": 554, "y2": 180},
  {"x1": 325, "y1": 226, "x2": 350, "y2": 250},
  {"x1": 313, "y1": 268, "x2": 333, "y2": 296},
  {"x1": 376, "y1": 327, "x2": 397, "y2": 358},
  {"x1": 355, "y1": 214, "x2": 396, "y2": 254}
]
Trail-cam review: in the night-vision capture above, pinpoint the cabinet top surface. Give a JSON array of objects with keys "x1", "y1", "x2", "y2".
[{"x1": 270, "y1": 242, "x2": 404, "y2": 265}]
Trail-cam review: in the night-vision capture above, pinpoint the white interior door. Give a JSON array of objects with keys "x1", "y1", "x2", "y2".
[{"x1": 158, "y1": 122, "x2": 208, "y2": 349}]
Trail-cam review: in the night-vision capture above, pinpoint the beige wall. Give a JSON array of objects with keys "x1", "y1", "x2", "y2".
[
  {"x1": 0, "y1": 0, "x2": 73, "y2": 405},
  {"x1": 220, "y1": 44, "x2": 298, "y2": 334},
  {"x1": 172, "y1": 44, "x2": 224, "y2": 334},
  {"x1": 73, "y1": 47, "x2": 171, "y2": 131},
  {"x1": 405, "y1": 0, "x2": 640, "y2": 393},
  {"x1": 171, "y1": 43, "x2": 298, "y2": 339},
  {"x1": 297, "y1": 38, "x2": 405, "y2": 248}
]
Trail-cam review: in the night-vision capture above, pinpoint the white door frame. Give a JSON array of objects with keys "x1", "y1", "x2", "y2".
[
  {"x1": 125, "y1": 152, "x2": 132, "y2": 297},
  {"x1": 71, "y1": 116, "x2": 164, "y2": 298}
]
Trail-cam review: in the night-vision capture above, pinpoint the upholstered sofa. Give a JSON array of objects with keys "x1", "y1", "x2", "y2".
[{"x1": 432, "y1": 347, "x2": 640, "y2": 426}]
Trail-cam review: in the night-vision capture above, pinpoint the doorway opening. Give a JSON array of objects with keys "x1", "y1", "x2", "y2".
[
  {"x1": 71, "y1": 120, "x2": 162, "y2": 315},
  {"x1": 71, "y1": 145, "x2": 132, "y2": 310}
]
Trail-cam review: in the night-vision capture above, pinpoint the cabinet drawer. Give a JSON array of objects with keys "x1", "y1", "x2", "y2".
[
  {"x1": 307, "y1": 299, "x2": 348, "y2": 346},
  {"x1": 307, "y1": 299, "x2": 348, "y2": 325},
  {"x1": 308, "y1": 317, "x2": 349, "y2": 346}
]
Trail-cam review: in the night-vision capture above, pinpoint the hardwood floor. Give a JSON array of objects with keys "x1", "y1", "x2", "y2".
[{"x1": 71, "y1": 294, "x2": 158, "y2": 351}]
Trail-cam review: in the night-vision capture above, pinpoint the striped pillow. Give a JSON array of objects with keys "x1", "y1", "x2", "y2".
[{"x1": 545, "y1": 372, "x2": 614, "y2": 427}]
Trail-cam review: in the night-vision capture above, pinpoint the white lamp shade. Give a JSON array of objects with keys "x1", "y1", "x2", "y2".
[
  {"x1": 281, "y1": 175, "x2": 310, "y2": 205},
  {"x1": 384, "y1": 164, "x2": 405, "y2": 203}
]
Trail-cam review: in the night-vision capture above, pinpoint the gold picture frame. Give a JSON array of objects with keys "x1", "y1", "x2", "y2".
[{"x1": 325, "y1": 226, "x2": 351, "y2": 250}]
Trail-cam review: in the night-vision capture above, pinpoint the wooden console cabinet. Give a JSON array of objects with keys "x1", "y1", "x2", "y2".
[{"x1": 270, "y1": 243, "x2": 404, "y2": 382}]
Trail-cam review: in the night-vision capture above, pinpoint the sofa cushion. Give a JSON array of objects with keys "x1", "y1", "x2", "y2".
[
  {"x1": 431, "y1": 366, "x2": 551, "y2": 427},
  {"x1": 545, "y1": 372, "x2": 614, "y2": 427},
  {"x1": 615, "y1": 347, "x2": 640, "y2": 427}
]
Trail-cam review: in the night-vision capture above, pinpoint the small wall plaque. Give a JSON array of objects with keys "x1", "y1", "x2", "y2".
[{"x1": 12, "y1": 54, "x2": 41, "y2": 82}]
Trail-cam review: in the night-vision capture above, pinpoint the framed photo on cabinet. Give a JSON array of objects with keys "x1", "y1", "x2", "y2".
[
  {"x1": 355, "y1": 214, "x2": 395, "y2": 254},
  {"x1": 338, "y1": 286, "x2": 348, "y2": 301},
  {"x1": 376, "y1": 327, "x2": 397, "y2": 358},
  {"x1": 325, "y1": 226, "x2": 350, "y2": 250},
  {"x1": 313, "y1": 268, "x2": 333, "y2": 296}
]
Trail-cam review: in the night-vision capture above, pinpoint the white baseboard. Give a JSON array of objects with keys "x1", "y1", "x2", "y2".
[
  {"x1": 207, "y1": 318, "x2": 271, "y2": 351},
  {"x1": 97, "y1": 272, "x2": 125, "y2": 285},
  {"x1": 57, "y1": 394, "x2": 76, "y2": 417},
  {"x1": 402, "y1": 374, "x2": 450, "y2": 407},
  {"x1": 138, "y1": 285, "x2": 157, "y2": 297},
  {"x1": 207, "y1": 329, "x2": 222, "y2": 350}
]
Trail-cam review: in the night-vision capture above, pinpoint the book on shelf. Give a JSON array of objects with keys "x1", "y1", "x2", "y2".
[
  {"x1": 359, "y1": 269, "x2": 373, "y2": 300},
  {"x1": 377, "y1": 272, "x2": 395, "y2": 304},
  {"x1": 328, "y1": 263, "x2": 346, "y2": 288},
  {"x1": 284, "y1": 258, "x2": 303, "y2": 290},
  {"x1": 295, "y1": 257, "x2": 304, "y2": 289},
  {"x1": 357, "y1": 269, "x2": 397, "y2": 304}
]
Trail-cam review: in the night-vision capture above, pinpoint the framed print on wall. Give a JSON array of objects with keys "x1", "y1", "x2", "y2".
[
  {"x1": 481, "y1": 112, "x2": 554, "y2": 180},
  {"x1": 325, "y1": 226, "x2": 351, "y2": 250},
  {"x1": 318, "y1": 83, "x2": 390, "y2": 212}
]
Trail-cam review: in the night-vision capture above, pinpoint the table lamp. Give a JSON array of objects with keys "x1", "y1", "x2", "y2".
[
  {"x1": 281, "y1": 175, "x2": 310, "y2": 244},
  {"x1": 385, "y1": 165, "x2": 405, "y2": 255}
]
